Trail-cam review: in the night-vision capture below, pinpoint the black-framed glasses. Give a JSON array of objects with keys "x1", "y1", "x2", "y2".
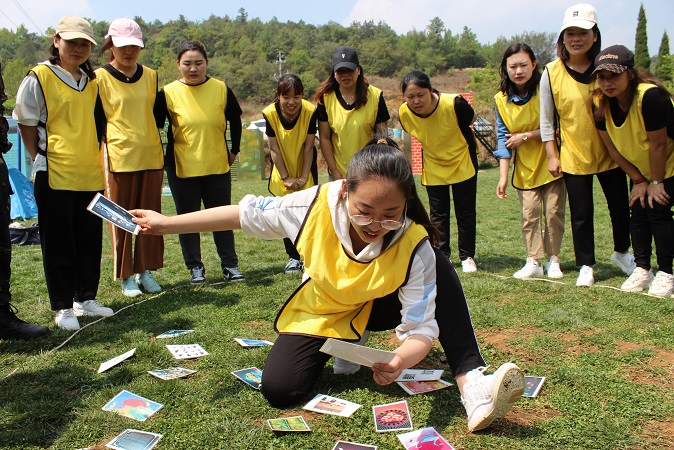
[{"x1": 346, "y1": 194, "x2": 406, "y2": 231}]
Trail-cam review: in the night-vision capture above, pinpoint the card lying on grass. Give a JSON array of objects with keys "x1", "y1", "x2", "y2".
[
  {"x1": 397, "y1": 378, "x2": 453, "y2": 395},
  {"x1": 267, "y1": 415, "x2": 311, "y2": 432},
  {"x1": 102, "y1": 390, "x2": 163, "y2": 422},
  {"x1": 98, "y1": 348, "x2": 136, "y2": 373},
  {"x1": 156, "y1": 329, "x2": 194, "y2": 339},
  {"x1": 331, "y1": 441, "x2": 377, "y2": 450},
  {"x1": 234, "y1": 338, "x2": 274, "y2": 347},
  {"x1": 87, "y1": 193, "x2": 140, "y2": 235},
  {"x1": 147, "y1": 367, "x2": 197, "y2": 380},
  {"x1": 397, "y1": 426, "x2": 454, "y2": 449},
  {"x1": 372, "y1": 400, "x2": 413, "y2": 433},
  {"x1": 395, "y1": 368, "x2": 444, "y2": 382},
  {"x1": 165, "y1": 344, "x2": 208, "y2": 359},
  {"x1": 303, "y1": 393, "x2": 362, "y2": 417},
  {"x1": 105, "y1": 428, "x2": 163, "y2": 450},
  {"x1": 320, "y1": 338, "x2": 397, "y2": 367},
  {"x1": 231, "y1": 367, "x2": 263, "y2": 389},
  {"x1": 523, "y1": 376, "x2": 546, "y2": 397}
]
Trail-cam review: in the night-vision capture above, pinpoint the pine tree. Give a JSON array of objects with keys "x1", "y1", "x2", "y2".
[
  {"x1": 655, "y1": 32, "x2": 673, "y2": 85},
  {"x1": 634, "y1": 4, "x2": 651, "y2": 69}
]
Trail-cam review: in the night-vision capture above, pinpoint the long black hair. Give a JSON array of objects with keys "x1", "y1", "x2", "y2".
[
  {"x1": 49, "y1": 35, "x2": 96, "y2": 80},
  {"x1": 499, "y1": 43, "x2": 541, "y2": 98},
  {"x1": 345, "y1": 135, "x2": 441, "y2": 247}
]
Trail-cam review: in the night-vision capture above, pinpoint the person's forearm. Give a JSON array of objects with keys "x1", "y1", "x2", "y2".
[
  {"x1": 318, "y1": 122, "x2": 339, "y2": 174},
  {"x1": 165, "y1": 205, "x2": 242, "y2": 234},
  {"x1": 394, "y1": 335, "x2": 432, "y2": 370},
  {"x1": 300, "y1": 136, "x2": 315, "y2": 180},
  {"x1": 499, "y1": 158, "x2": 510, "y2": 182},
  {"x1": 268, "y1": 138, "x2": 290, "y2": 178},
  {"x1": 17, "y1": 124, "x2": 39, "y2": 160}
]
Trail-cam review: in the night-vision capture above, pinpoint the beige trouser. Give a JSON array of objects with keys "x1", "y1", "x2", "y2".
[{"x1": 517, "y1": 178, "x2": 566, "y2": 261}]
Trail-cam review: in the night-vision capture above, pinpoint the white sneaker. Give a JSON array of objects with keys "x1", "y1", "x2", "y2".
[
  {"x1": 620, "y1": 267, "x2": 654, "y2": 292},
  {"x1": 55, "y1": 308, "x2": 80, "y2": 330},
  {"x1": 136, "y1": 270, "x2": 162, "y2": 293},
  {"x1": 611, "y1": 251, "x2": 636, "y2": 276},
  {"x1": 513, "y1": 258, "x2": 544, "y2": 279},
  {"x1": 461, "y1": 363, "x2": 525, "y2": 432},
  {"x1": 648, "y1": 271, "x2": 674, "y2": 297},
  {"x1": 461, "y1": 257, "x2": 477, "y2": 273},
  {"x1": 333, "y1": 331, "x2": 369, "y2": 375},
  {"x1": 545, "y1": 255, "x2": 564, "y2": 279},
  {"x1": 73, "y1": 300, "x2": 114, "y2": 317},
  {"x1": 576, "y1": 265, "x2": 594, "y2": 287},
  {"x1": 121, "y1": 275, "x2": 142, "y2": 298}
]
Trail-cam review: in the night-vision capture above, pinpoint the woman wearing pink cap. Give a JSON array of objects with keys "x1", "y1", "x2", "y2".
[
  {"x1": 96, "y1": 18, "x2": 165, "y2": 298},
  {"x1": 540, "y1": 3, "x2": 634, "y2": 287}
]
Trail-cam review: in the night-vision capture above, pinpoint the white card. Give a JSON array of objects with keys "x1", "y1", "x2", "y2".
[
  {"x1": 98, "y1": 348, "x2": 136, "y2": 374},
  {"x1": 319, "y1": 339, "x2": 397, "y2": 367}
]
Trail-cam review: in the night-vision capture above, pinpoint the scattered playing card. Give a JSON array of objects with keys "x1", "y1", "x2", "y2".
[
  {"x1": 523, "y1": 376, "x2": 546, "y2": 398},
  {"x1": 165, "y1": 344, "x2": 208, "y2": 359},
  {"x1": 156, "y1": 329, "x2": 194, "y2": 339},
  {"x1": 331, "y1": 441, "x2": 378, "y2": 450},
  {"x1": 102, "y1": 390, "x2": 163, "y2": 422},
  {"x1": 147, "y1": 367, "x2": 197, "y2": 380},
  {"x1": 105, "y1": 428, "x2": 163, "y2": 450},
  {"x1": 397, "y1": 378, "x2": 454, "y2": 395},
  {"x1": 234, "y1": 338, "x2": 274, "y2": 347},
  {"x1": 98, "y1": 348, "x2": 136, "y2": 374},
  {"x1": 397, "y1": 426, "x2": 455, "y2": 449},
  {"x1": 267, "y1": 415, "x2": 311, "y2": 432},
  {"x1": 320, "y1": 338, "x2": 397, "y2": 367},
  {"x1": 395, "y1": 369, "x2": 445, "y2": 382},
  {"x1": 303, "y1": 393, "x2": 362, "y2": 417},
  {"x1": 231, "y1": 367, "x2": 263, "y2": 390},
  {"x1": 372, "y1": 400, "x2": 413, "y2": 433}
]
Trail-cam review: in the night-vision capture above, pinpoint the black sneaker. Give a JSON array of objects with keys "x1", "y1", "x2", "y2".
[
  {"x1": 190, "y1": 266, "x2": 206, "y2": 284},
  {"x1": 0, "y1": 303, "x2": 50, "y2": 340},
  {"x1": 223, "y1": 266, "x2": 245, "y2": 282}
]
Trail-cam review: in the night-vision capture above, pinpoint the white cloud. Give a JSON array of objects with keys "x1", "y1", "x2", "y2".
[{"x1": 0, "y1": 0, "x2": 93, "y2": 35}]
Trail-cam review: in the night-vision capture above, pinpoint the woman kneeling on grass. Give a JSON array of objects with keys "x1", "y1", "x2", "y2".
[
  {"x1": 131, "y1": 137, "x2": 525, "y2": 432},
  {"x1": 593, "y1": 45, "x2": 674, "y2": 297}
]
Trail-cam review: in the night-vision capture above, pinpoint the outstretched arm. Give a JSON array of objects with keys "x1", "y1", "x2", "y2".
[{"x1": 131, "y1": 205, "x2": 241, "y2": 235}]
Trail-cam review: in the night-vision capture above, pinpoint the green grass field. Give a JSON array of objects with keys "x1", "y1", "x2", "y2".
[{"x1": 1, "y1": 166, "x2": 673, "y2": 449}]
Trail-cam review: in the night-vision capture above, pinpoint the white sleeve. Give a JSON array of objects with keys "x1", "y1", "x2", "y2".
[
  {"x1": 395, "y1": 240, "x2": 439, "y2": 344},
  {"x1": 539, "y1": 68, "x2": 557, "y2": 143},
  {"x1": 238, "y1": 186, "x2": 319, "y2": 241},
  {"x1": 12, "y1": 73, "x2": 45, "y2": 127}
]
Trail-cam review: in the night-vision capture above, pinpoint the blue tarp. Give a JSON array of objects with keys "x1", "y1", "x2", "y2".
[{"x1": 7, "y1": 162, "x2": 37, "y2": 220}]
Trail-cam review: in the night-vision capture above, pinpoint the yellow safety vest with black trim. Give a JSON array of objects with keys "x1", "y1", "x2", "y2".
[
  {"x1": 264, "y1": 100, "x2": 317, "y2": 196},
  {"x1": 275, "y1": 183, "x2": 429, "y2": 341},
  {"x1": 546, "y1": 59, "x2": 616, "y2": 175},
  {"x1": 95, "y1": 66, "x2": 163, "y2": 172},
  {"x1": 494, "y1": 89, "x2": 561, "y2": 190},
  {"x1": 324, "y1": 85, "x2": 381, "y2": 176},
  {"x1": 399, "y1": 94, "x2": 476, "y2": 186},
  {"x1": 604, "y1": 83, "x2": 674, "y2": 181},
  {"x1": 163, "y1": 78, "x2": 230, "y2": 178},
  {"x1": 31, "y1": 65, "x2": 103, "y2": 191}
]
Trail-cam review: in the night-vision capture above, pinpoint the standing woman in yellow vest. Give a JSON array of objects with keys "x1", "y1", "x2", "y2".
[
  {"x1": 494, "y1": 43, "x2": 566, "y2": 280},
  {"x1": 263, "y1": 74, "x2": 318, "y2": 274},
  {"x1": 540, "y1": 3, "x2": 635, "y2": 287},
  {"x1": 96, "y1": 18, "x2": 164, "y2": 298},
  {"x1": 593, "y1": 45, "x2": 674, "y2": 297},
  {"x1": 131, "y1": 138, "x2": 525, "y2": 432},
  {"x1": 155, "y1": 41, "x2": 245, "y2": 285},
  {"x1": 399, "y1": 70, "x2": 479, "y2": 273},
  {"x1": 13, "y1": 17, "x2": 114, "y2": 330},
  {"x1": 314, "y1": 46, "x2": 390, "y2": 180}
]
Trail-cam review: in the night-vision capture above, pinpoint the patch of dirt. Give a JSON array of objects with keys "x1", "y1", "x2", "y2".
[
  {"x1": 616, "y1": 340, "x2": 674, "y2": 389},
  {"x1": 635, "y1": 418, "x2": 674, "y2": 449},
  {"x1": 245, "y1": 321, "x2": 267, "y2": 328}
]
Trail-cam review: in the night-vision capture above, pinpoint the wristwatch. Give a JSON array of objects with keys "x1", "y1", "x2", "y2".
[
  {"x1": 521, "y1": 133, "x2": 528, "y2": 142},
  {"x1": 651, "y1": 179, "x2": 662, "y2": 185}
]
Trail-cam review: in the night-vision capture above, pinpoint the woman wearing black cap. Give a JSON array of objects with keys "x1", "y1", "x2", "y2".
[
  {"x1": 540, "y1": 3, "x2": 634, "y2": 287},
  {"x1": 593, "y1": 45, "x2": 674, "y2": 297},
  {"x1": 314, "y1": 46, "x2": 390, "y2": 180}
]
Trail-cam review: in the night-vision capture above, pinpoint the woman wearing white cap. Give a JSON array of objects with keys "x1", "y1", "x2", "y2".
[
  {"x1": 96, "y1": 18, "x2": 164, "y2": 298},
  {"x1": 540, "y1": 3, "x2": 635, "y2": 287},
  {"x1": 314, "y1": 46, "x2": 390, "y2": 180},
  {"x1": 593, "y1": 45, "x2": 674, "y2": 296},
  {"x1": 13, "y1": 16, "x2": 113, "y2": 330}
]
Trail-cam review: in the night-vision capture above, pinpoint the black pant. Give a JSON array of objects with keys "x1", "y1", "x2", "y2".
[
  {"x1": 563, "y1": 167, "x2": 631, "y2": 266},
  {"x1": 0, "y1": 154, "x2": 11, "y2": 306},
  {"x1": 630, "y1": 176, "x2": 674, "y2": 274},
  {"x1": 33, "y1": 172, "x2": 102, "y2": 311},
  {"x1": 259, "y1": 248, "x2": 485, "y2": 408},
  {"x1": 166, "y1": 166, "x2": 238, "y2": 270},
  {"x1": 283, "y1": 238, "x2": 301, "y2": 260}
]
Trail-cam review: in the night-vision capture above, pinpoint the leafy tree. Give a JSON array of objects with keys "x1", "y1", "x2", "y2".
[
  {"x1": 1, "y1": 58, "x2": 31, "y2": 109},
  {"x1": 466, "y1": 67, "x2": 499, "y2": 116},
  {"x1": 634, "y1": 3, "x2": 650, "y2": 69},
  {"x1": 655, "y1": 31, "x2": 673, "y2": 89}
]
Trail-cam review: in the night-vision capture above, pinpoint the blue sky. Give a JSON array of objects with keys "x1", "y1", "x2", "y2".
[{"x1": 1, "y1": 0, "x2": 672, "y2": 56}]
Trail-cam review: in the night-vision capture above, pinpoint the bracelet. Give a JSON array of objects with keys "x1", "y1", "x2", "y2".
[
  {"x1": 298, "y1": 178, "x2": 306, "y2": 184},
  {"x1": 633, "y1": 177, "x2": 647, "y2": 185}
]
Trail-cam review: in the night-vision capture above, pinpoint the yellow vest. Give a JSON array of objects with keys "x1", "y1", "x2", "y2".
[
  {"x1": 31, "y1": 65, "x2": 103, "y2": 191},
  {"x1": 264, "y1": 100, "x2": 317, "y2": 196},
  {"x1": 399, "y1": 94, "x2": 476, "y2": 185},
  {"x1": 494, "y1": 89, "x2": 561, "y2": 189},
  {"x1": 324, "y1": 85, "x2": 381, "y2": 175},
  {"x1": 163, "y1": 79, "x2": 231, "y2": 178},
  {"x1": 604, "y1": 83, "x2": 674, "y2": 181},
  {"x1": 275, "y1": 183, "x2": 429, "y2": 340},
  {"x1": 546, "y1": 59, "x2": 616, "y2": 175},
  {"x1": 96, "y1": 66, "x2": 163, "y2": 172}
]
